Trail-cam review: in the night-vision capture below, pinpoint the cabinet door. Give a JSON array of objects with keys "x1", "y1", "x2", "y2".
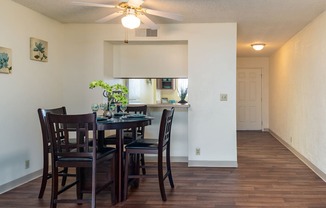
[{"x1": 157, "y1": 78, "x2": 175, "y2": 90}]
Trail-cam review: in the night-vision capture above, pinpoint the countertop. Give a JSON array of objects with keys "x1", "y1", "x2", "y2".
[{"x1": 129, "y1": 103, "x2": 190, "y2": 108}]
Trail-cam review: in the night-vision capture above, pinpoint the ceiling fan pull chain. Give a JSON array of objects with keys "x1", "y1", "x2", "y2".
[{"x1": 124, "y1": 29, "x2": 129, "y2": 44}]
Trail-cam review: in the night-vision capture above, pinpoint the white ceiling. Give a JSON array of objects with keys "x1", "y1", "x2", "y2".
[{"x1": 12, "y1": 0, "x2": 326, "y2": 57}]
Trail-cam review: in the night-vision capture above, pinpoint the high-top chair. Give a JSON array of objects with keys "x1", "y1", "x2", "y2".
[
  {"x1": 124, "y1": 107, "x2": 175, "y2": 201},
  {"x1": 37, "y1": 107, "x2": 75, "y2": 198},
  {"x1": 47, "y1": 112, "x2": 116, "y2": 208},
  {"x1": 104, "y1": 105, "x2": 147, "y2": 174}
]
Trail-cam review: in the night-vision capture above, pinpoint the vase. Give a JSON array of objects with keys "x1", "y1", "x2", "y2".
[
  {"x1": 102, "y1": 97, "x2": 114, "y2": 118},
  {"x1": 178, "y1": 99, "x2": 188, "y2": 104},
  {"x1": 103, "y1": 110, "x2": 112, "y2": 118}
]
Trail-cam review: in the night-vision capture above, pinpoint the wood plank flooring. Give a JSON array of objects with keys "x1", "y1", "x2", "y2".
[{"x1": 2, "y1": 131, "x2": 326, "y2": 207}]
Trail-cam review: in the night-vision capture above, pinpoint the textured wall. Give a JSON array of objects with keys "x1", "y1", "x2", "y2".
[{"x1": 270, "y1": 11, "x2": 326, "y2": 173}]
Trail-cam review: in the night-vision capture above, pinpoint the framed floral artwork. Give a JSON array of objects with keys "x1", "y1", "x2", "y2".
[
  {"x1": 30, "y1": 37, "x2": 48, "y2": 62},
  {"x1": 0, "y1": 47, "x2": 12, "y2": 74}
]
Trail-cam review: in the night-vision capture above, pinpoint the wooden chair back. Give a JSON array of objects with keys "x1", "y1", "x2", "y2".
[
  {"x1": 47, "y1": 112, "x2": 97, "y2": 162},
  {"x1": 125, "y1": 105, "x2": 147, "y2": 138},
  {"x1": 158, "y1": 107, "x2": 175, "y2": 150},
  {"x1": 126, "y1": 105, "x2": 147, "y2": 115},
  {"x1": 38, "y1": 107, "x2": 67, "y2": 150}
]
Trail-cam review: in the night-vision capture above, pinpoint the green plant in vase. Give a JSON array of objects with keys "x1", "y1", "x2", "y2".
[{"x1": 89, "y1": 80, "x2": 128, "y2": 117}]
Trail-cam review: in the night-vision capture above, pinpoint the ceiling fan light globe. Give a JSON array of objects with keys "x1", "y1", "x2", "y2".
[{"x1": 121, "y1": 14, "x2": 141, "y2": 29}]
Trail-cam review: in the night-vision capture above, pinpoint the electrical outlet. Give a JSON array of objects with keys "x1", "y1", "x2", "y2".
[
  {"x1": 25, "y1": 160, "x2": 30, "y2": 169},
  {"x1": 196, "y1": 148, "x2": 200, "y2": 155},
  {"x1": 220, "y1": 93, "x2": 228, "y2": 101}
]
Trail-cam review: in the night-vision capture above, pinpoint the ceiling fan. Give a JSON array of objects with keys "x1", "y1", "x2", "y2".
[{"x1": 72, "y1": 0, "x2": 183, "y2": 30}]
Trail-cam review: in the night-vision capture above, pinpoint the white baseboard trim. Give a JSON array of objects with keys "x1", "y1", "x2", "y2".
[
  {"x1": 188, "y1": 160, "x2": 238, "y2": 167},
  {"x1": 263, "y1": 128, "x2": 270, "y2": 132},
  {"x1": 145, "y1": 156, "x2": 188, "y2": 163},
  {"x1": 269, "y1": 130, "x2": 326, "y2": 182},
  {"x1": 0, "y1": 169, "x2": 42, "y2": 194},
  {"x1": 145, "y1": 156, "x2": 238, "y2": 167}
]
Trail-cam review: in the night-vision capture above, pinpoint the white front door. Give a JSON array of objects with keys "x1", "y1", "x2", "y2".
[{"x1": 237, "y1": 68, "x2": 262, "y2": 130}]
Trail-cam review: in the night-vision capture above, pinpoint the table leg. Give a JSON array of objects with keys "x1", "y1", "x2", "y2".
[
  {"x1": 116, "y1": 129, "x2": 124, "y2": 202},
  {"x1": 97, "y1": 130, "x2": 105, "y2": 151}
]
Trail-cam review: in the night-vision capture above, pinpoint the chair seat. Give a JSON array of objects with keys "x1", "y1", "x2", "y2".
[
  {"x1": 58, "y1": 147, "x2": 116, "y2": 163},
  {"x1": 125, "y1": 139, "x2": 159, "y2": 149},
  {"x1": 56, "y1": 147, "x2": 116, "y2": 167}
]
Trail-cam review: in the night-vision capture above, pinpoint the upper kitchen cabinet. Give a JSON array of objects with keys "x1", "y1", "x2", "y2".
[
  {"x1": 108, "y1": 41, "x2": 188, "y2": 78},
  {"x1": 157, "y1": 78, "x2": 175, "y2": 90}
]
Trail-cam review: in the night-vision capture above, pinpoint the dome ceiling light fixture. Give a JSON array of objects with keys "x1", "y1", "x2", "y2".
[{"x1": 251, "y1": 43, "x2": 266, "y2": 51}]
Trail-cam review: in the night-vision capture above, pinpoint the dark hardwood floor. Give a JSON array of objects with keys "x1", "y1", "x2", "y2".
[{"x1": 2, "y1": 131, "x2": 326, "y2": 207}]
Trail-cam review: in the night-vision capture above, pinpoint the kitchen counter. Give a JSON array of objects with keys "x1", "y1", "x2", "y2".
[{"x1": 129, "y1": 103, "x2": 190, "y2": 108}]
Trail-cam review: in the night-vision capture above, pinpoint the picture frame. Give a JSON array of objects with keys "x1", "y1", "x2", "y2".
[
  {"x1": 161, "y1": 98, "x2": 169, "y2": 104},
  {"x1": 30, "y1": 37, "x2": 48, "y2": 62},
  {"x1": 0, "y1": 47, "x2": 12, "y2": 74}
]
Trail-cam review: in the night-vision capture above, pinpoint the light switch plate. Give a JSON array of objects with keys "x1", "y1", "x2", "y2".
[{"x1": 220, "y1": 94, "x2": 228, "y2": 101}]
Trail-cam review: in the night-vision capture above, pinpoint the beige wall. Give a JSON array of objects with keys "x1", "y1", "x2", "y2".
[
  {"x1": 270, "y1": 11, "x2": 326, "y2": 174},
  {"x1": 112, "y1": 42, "x2": 188, "y2": 78},
  {"x1": 0, "y1": 0, "x2": 64, "y2": 190}
]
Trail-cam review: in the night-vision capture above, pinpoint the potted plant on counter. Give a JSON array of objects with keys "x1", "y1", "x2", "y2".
[{"x1": 178, "y1": 87, "x2": 188, "y2": 104}]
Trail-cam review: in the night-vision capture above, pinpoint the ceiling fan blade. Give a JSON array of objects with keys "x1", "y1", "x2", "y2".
[
  {"x1": 72, "y1": 1, "x2": 116, "y2": 8},
  {"x1": 128, "y1": 0, "x2": 144, "y2": 7},
  {"x1": 96, "y1": 12, "x2": 123, "y2": 23},
  {"x1": 138, "y1": 14, "x2": 159, "y2": 30},
  {"x1": 143, "y1": 8, "x2": 183, "y2": 21}
]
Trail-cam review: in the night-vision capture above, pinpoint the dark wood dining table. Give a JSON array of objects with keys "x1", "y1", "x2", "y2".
[{"x1": 96, "y1": 115, "x2": 153, "y2": 202}]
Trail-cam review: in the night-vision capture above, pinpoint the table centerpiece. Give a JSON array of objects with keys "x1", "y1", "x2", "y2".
[{"x1": 89, "y1": 80, "x2": 128, "y2": 117}]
